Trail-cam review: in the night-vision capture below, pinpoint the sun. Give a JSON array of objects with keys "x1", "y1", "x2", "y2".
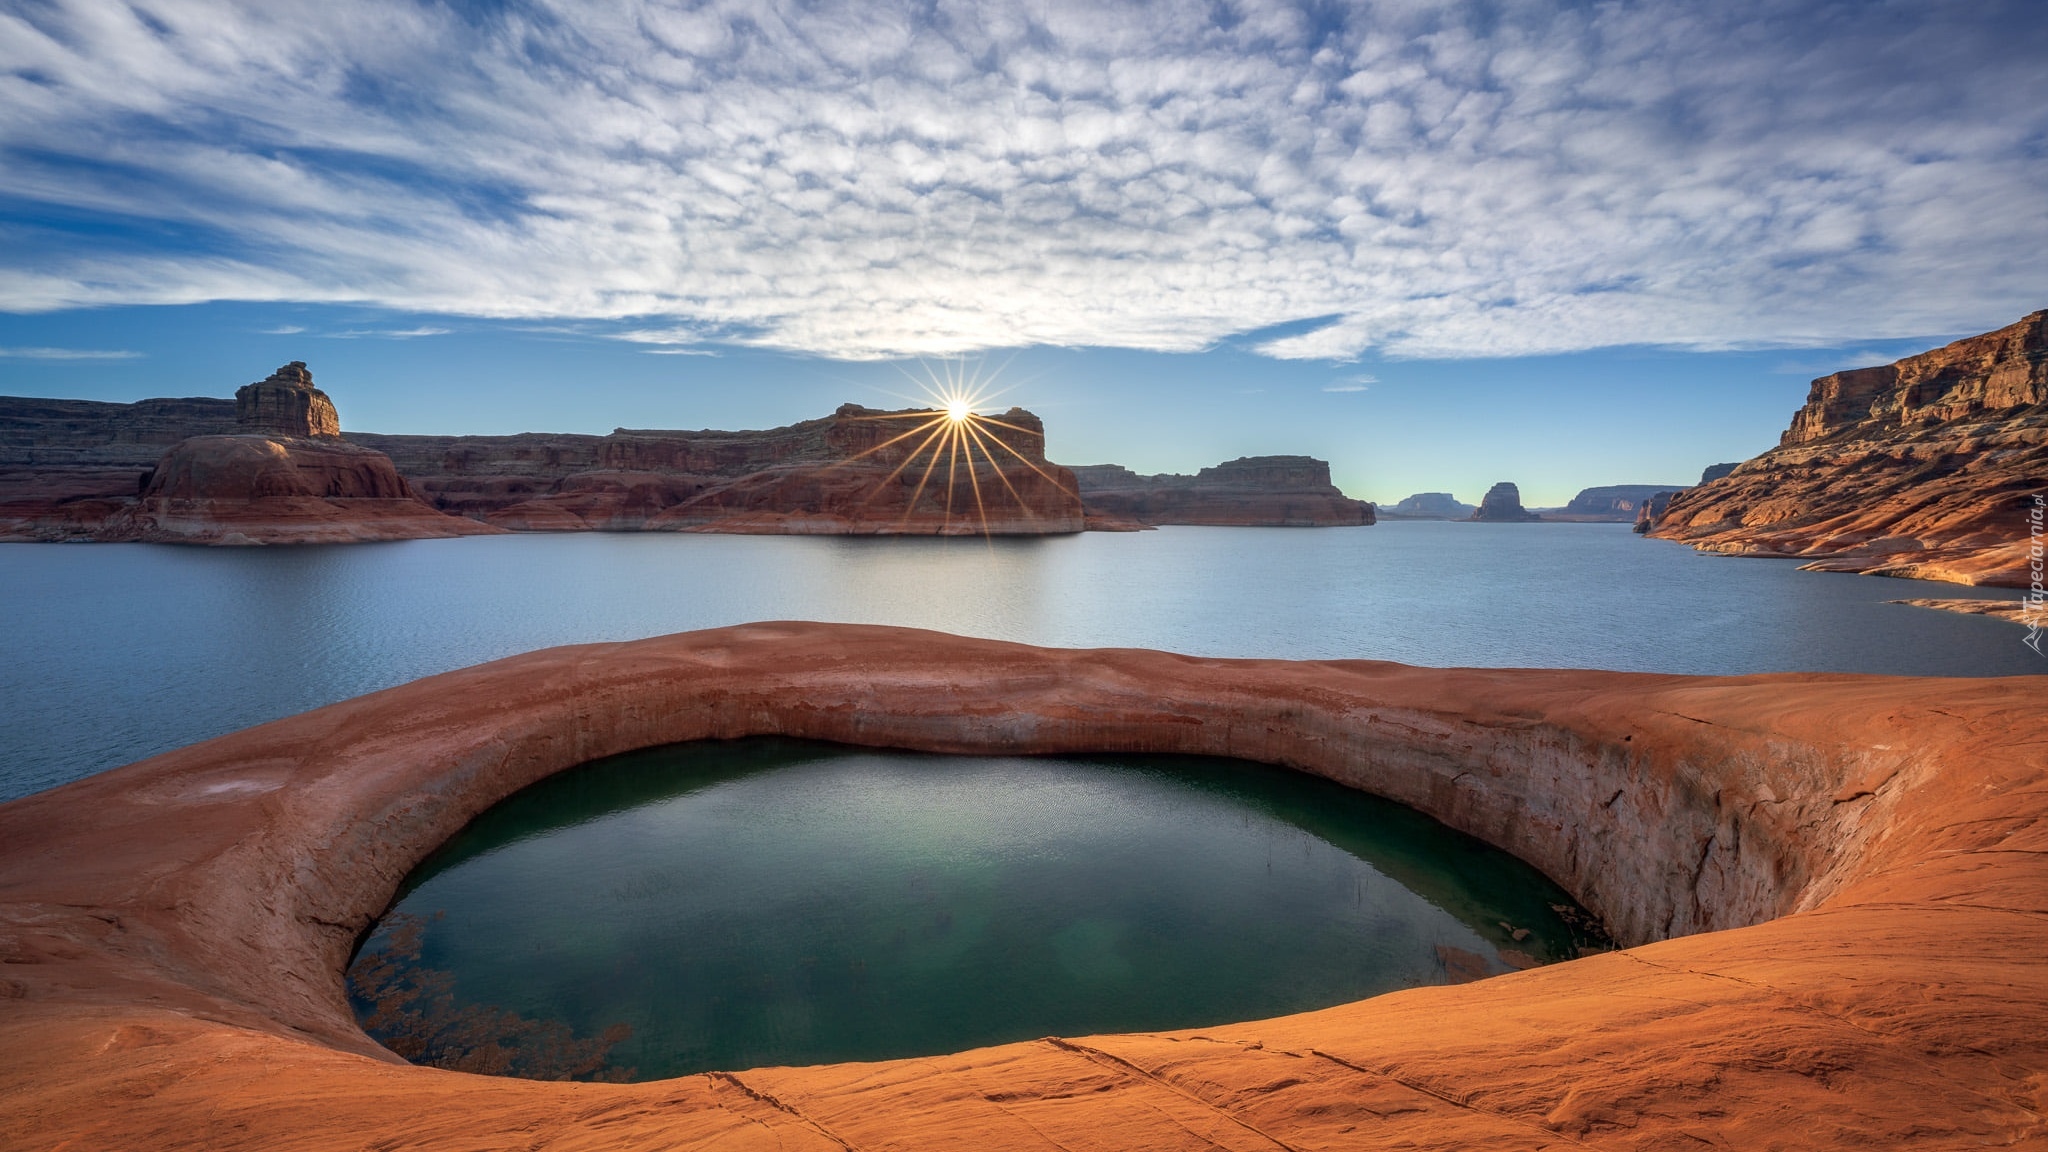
[{"x1": 821, "y1": 355, "x2": 1079, "y2": 537}]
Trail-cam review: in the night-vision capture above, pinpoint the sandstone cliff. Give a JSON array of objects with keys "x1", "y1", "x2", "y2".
[
  {"x1": 1068, "y1": 456, "x2": 1373, "y2": 526},
  {"x1": 1469, "y1": 481, "x2": 1541, "y2": 522},
  {"x1": 1, "y1": 365, "x2": 493, "y2": 544},
  {"x1": 1548, "y1": 483, "x2": 1690, "y2": 522},
  {"x1": 360, "y1": 404, "x2": 1086, "y2": 535},
  {"x1": 1646, "y1": 310, "x2": 2047, "y2": 586}
]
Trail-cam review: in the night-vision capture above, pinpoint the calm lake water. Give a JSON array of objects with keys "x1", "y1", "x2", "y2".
[
  {"x1": 1, "y1": 523, "x2": 2034, "y2": 801},
  {"x1": 353, "y1": 739, "x2": 1602, "y2": 1080}
]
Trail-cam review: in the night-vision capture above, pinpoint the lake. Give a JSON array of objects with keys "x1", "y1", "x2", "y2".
[
  {"x1": 351, "y1": 739, "x2": 1605, "y2": 1080},
  {"x1": 2, "y1": 522, "x2": 2034, "y2": 802}
]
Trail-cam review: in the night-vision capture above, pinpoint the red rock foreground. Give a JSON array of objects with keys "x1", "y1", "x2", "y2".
[{"x1": 1, "y1": 624, "x2": 2043, "y2": 1149}]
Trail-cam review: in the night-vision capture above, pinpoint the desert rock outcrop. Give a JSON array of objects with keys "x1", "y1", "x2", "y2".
[
  {"x1": 1550, "y1": 483, "x2": 1690, "y2": 521},
  {"x1": 1379, "y1": 491, "x2": 1476, "y2": 519},
  {"x1": 1, "y1": 365, "x2": 493, "y2": 544},
  {"x1": 234, "y1": 361, "x2": 340, "y2": 438},
  {"x1": 1068, "y1": 455, "x2": 1373, "y2": 526},
  {"x1": 1470, "y1": 480, "x2": 1541, "y2": 521},
  {"x1": 1645, "y1": 310, "x2": 2047, "y2": 586},
  {"x1": 113, "y1": 434, "x2": 500, "y2": 544},
  {"x1": 362, "y1": 404, "x2": 1086, "y2": 534},
  {"x1": 1, "y1": 623, "x2": 2043, "y2": 1149}
]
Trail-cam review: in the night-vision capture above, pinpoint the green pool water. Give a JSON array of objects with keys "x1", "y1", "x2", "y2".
[{"x1": 350, "y1": 739, "x2": 1608, "y2": 1081}]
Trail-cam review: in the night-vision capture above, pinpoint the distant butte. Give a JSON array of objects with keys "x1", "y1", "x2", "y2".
[{"x1": 1643, "y1": 309, "x2": 2047, "y2": 587}]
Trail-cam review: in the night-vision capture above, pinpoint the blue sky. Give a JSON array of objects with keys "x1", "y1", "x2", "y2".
[{"x1": 2, "y1": 0, "x2": 2044, "y2": 505}]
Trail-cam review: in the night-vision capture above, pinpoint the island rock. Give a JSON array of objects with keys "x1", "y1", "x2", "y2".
[
  {"x1": 1068, "y1": 456, "x2": 1374, "y2": 526},
  {"x1": 1470, "y1": 481, "x2": 1542, "y2": 522},
  {"x1": 1379, "y1": 492, "x2": 1477, "y2": 520}
]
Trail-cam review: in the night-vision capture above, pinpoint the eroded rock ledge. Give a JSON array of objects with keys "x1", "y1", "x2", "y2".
[
  {"x1": 1645, "y1": 309, "x2": 2046, "y2": 586},
  {"x1": 1, "y1": 624, "x2": 2042, "y2": 1148}
]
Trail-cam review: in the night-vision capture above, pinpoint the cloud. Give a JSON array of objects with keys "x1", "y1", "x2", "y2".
[
  {"x1": 1, "y1": 1, "x2": 2044, "y2": 360},
  {"x1": 261, "y1": 324, "x2": 306, "y2": 335},
  {"x1": 0, "y1": 346, "x2": 142, "y2": 360},
  {"x1": 1324, "y1": 374, "x2": 1376, "y2": 392},
  {"x1": 641, "y1": 347, "x2": 719, "y2": 356},
  {"x1": 323, "y1": 326, "x2": 451, "y2": 339}
]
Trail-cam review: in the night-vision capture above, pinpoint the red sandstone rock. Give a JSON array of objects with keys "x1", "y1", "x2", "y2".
[
  {"x1": 107, "y1": 435, "x2": 500, "y2": 544},
  {"x1": 1, "y1": 623, "x2": 2043, "y2": 1149},
  {"x1": 376, "y1": 404, "x2": 1088, "y2": 535},
  {"x1": 0, "y1": 372, "x2": 489, "y2": 544},
  {"x1": 1647, "y1": 310, "x2": 2048, "y2": 586},
  {"x1": 234, "y1": 361, "x2": 340, "y2": 438},
  {"x1": 1070, "y1": 456, "x2": 1374, "y2": 526}
]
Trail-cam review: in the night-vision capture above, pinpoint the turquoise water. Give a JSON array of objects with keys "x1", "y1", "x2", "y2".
[
  {"x1": 2, "y1": 524, "x2": 2035, "y2": 801},
  {"x1": 353, "y1": 739, "x2": 1604, "y2": 1080}
]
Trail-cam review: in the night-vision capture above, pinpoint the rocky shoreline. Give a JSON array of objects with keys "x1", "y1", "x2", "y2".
[
  {"x1": 2, "y1": 364, "x2": 1373, "y2": 542},
  {"x1": 1642, "y1": 310, "x2": 2046, "y2": 588}
]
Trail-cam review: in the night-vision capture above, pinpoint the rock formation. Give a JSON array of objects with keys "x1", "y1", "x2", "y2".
[
  {"x1": 361, "y1": 404, "x2": 1086, "y2": 535},
  {"x1": 1379, "y1": 491, "x2": 1476, "y2": 520},
  {"x1": 1469, "y1": 480, "x2": 1541, "y2": 522},
  {"x1": 1889, "y1": 597, "x2": 2037, "y2": 626},
  {"x1": 1548, "y1": 483, "x2": 1692, "y2": 522},
  {"x1": 1645, "y1": 310, "x2": 2047, "y2": 586},
  {"x1": 234, "y1": 361, "x2": 340, "y2": 438},
  {"x1": 111, "y1": 435, "x2": 500, "y2": 545},
  {"x1": 1067, "y1": 456, "x2": 1374, "y2": 526},
  {"x1": 1, "y1": 366, "x2": 494, "y2": 544},
  {"x1": 1698, "y1": 461, "x2": 1739, "y2": 484},
  {"x1": 2, "y1": 623, "x2": 2044, "y2": 1148}
]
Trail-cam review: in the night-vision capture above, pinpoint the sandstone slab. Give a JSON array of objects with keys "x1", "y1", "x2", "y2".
[{"x1": 1, "y1": 624, "x2": 2042, "y2": 1149}]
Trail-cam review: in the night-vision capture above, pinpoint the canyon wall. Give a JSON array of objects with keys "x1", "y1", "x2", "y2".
[
  {"x1": 1070, "y1": 455, "x2": 1374, "y2": 526},
  {"x1": 360, "y1": 404, "x2": 1086, "y2": 534},
  {"x1": 6, "y1": 368, "x2": 1374, "y2": 539},
  {"x1": 1645, "y1": 310, "x2": 2046, "y2": 586},
  {"x1": 0, "y1": 368, "x2": 489, "y2": 544},
  {"x1": 1548, "y1": 483, "x2": 1690, "y2": 522}
]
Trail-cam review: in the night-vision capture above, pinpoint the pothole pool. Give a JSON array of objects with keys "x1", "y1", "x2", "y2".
[{"x1": 349, "y1": 738, "x2": 1610, "y2": 1081}]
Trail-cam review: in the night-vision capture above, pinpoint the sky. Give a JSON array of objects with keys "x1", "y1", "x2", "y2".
[{"x1": 2, "y1": 0, "x2": 2044, "y2": 506}]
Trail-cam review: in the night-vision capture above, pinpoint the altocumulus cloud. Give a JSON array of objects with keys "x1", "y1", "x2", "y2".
[{"x1": 1, "y1": 0, "x2": 2043, "y2": 360}]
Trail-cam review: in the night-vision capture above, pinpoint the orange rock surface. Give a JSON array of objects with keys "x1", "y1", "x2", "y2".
[
  {"x1": 365, "y1": 403, "x2": 1087, "y2": 534},
  {"x1": 1648, "y1": 310, "x2": 2047, "y2": 587},
  {"x1": 111, "y1": 434, "x2": 501, "y2": 544},
  {"x1": 1, "y1": 623, "x2": 2043, "y2": 1149}
]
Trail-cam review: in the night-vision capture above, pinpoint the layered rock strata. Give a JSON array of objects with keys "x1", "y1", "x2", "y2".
[
  {"x1": 361, "y1": 404, "x2": 1086, "y2": 534},
  {"x1": 0, "y1": 366, "x2": 493, "y2": 544},
  {"x1": 1379, "y1": 491, "x2": 1476, "y2": 519},
  {"x1": 1547, "y1": 483, "x2": 1690, "y2": 522},
  {"x1": 235, "y1": 361, "x2": 340, "y2": 438},
  {"x1": 1469, "y1": 480, "x2": 1541, "y2": 521},
  {"x1": 114, "y1": 435, "x2": 501, "y2": 545},
  {"x1": 1068, "y1": 455, "x2": 1374, "y2": 526},
  {"x1": 1646, "y1": 310, "x2": 2047, "y2": 586},
  {"x1": 2, "y1": 623, "x2": 2043, "y2": 1149}
]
